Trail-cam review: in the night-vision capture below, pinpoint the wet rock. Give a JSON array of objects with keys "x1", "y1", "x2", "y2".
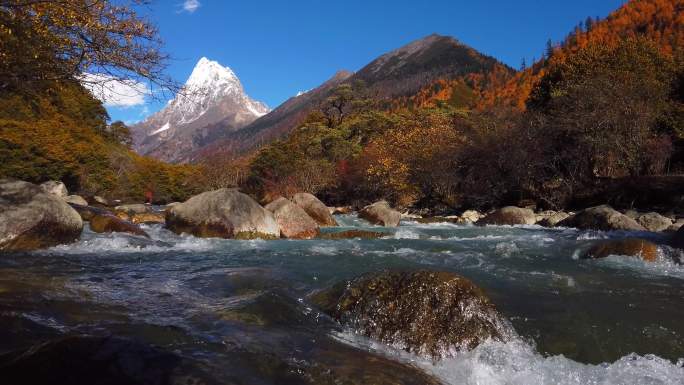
[
  {"x1": 291, "y1": 193, "x2": 338, "y2": 227},
  {"x1": 413, "y1": 216, "x2": 459, "y2": 224},
  {"x1": 90, "y1": 214, "x2": 149, "y2": 238},
  {"x1": 0, "y1": 335, "x2": 216, "y2": 385},
  {"x1": 319, "y1": 230, "x2": 386, "y2": 240},
  {"x1": 583, "y1": 238, "x2": 659, "y2": 262},
  {"x1": 70, "y1": 204, "x2": 111, "y2": 221},
  {"x1": 310, "y1": 270, "x2": 513, "y2": 359},
  {"x1": 538, "y1": 211, "x2": 570, "y2": 227},
  {"x1": 115, "y1": 203, "x2": 151, "y2": 215},
  {"x1": 460, "y1": 209, "x2": 482, "y2": 223},
  {"x1": 358, "y1": 201, "x2": 401, "y2": 227},
  {"x1": 636, "y1": 212, "x2": 673, "y2": 232},
  {"x1": 0, "y1": 179, "x2": 83, "y2": 251},
  {"x1": 131, "y1": 212, "x2": 165, "y2": 225},
  {"x1": 667, "y1": 219, "x2": 684, "y2": 232},
  {"x1": 558, "y1": 205, "x2": 646, "y2": 232},
  {"x1": 166, "y1": 188, "x2": 279, "y2": 239},
  {"x1": 264, "y1": 197, "x2": 319, "y2": 239},
  {"x1": 64, "y1": 195, "x2": 88, "y2": 206},
  {"x1": 476, "y1": 206, "x2": 536, "y2": 226},
  {"x1": 623, "y1": 209, "x2": 641, "y2": 219},
  {"x1": 92, "y1": 195, "x2": 110, "y2": 207},
  {"x1": 332, "y1": 206, "x2": 353, "y2": 215},
  {"x1": 39, "y1": 180, "x2": 68, "y2": 198}
]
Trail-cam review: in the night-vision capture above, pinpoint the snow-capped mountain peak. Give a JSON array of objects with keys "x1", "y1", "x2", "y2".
[
  {"x1": 131, "y1": 57, "x2": 270, "y2": 163},
  {"x1": 185, "y1": 57, "x2": 239, "y2": 90}
]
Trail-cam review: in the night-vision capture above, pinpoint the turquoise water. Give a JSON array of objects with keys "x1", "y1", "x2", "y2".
[{"x1": 1, "y1": 214, "x2": 683, "y2": 384}]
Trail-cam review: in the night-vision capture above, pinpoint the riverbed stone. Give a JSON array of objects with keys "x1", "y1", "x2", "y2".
[
  {"x1": 476, "y1": 206, "x2": 536, "y2": 226},
  {"x1": 63, "y1": 195, "x2": 88, "y2": 206},
  {"x1": 583, "y1": 238, "x2": 659, "y2": 262},
  {"x1": 668, "y1": 219, "x2": 684, "y2": 232},
  {"x1": 291, "y1": 193, "x2": 338, "y2": 227},
  {"x1": 0, "y1": 179, "x2": 83, "y2": 251},
  {"x1": 90, "y1": 214, "x2": 149, "y2": 238},
  {"x1": 310, "y1": 270, "x2": 513, "y2": 359},
  {"x1": 114, "y1": 203, "x2": 151, "y2": 215},
  {"x1": 131, "y1": 212, "x2": 165, "y2": 225},
  {"x1": 538, "y1": 211, "x2": 570, "y2": 227},
  {"x1": 166, "y1": 188, "x2": 280, "y2": 239},
  {"x1": 39, "y1": 180, "x2": 68, "y2": 198},
  {"x1": 92, "y1": 195, "x2": 110, "y2": 206},
  {"x1": 559, "y1": 205, "x2": 646, "y2": 231},
  {"x1": 636, "y1": 212, "x2": 673, "y2": 232},
  {"x1": 265, "y1": 197, "x2": 319, "y2": 239},
  {"x1": 460, "y1": 210, "x2": 482, "y2": 223},
  {"x1": 358, "y1": 201, "x2": 401, "y2": 227}
]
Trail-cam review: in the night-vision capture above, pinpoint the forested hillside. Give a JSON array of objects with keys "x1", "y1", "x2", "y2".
[{"x1": 235, "y1": 0, "x2": 683, "y2": 212}]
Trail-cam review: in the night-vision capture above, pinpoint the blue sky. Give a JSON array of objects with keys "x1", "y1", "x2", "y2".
[{"x1": 106, "y1": 0, "x2": 625, "y2": 124}]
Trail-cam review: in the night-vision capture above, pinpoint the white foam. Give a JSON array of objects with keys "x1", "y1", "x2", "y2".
[{"x1": 333, "y1": 332, "x2": 684, "y2": 385}]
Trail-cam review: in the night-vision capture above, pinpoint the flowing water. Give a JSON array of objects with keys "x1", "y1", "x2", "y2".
[{"x1": 1, "y1": 214, "x2": 684, "y2": 384}]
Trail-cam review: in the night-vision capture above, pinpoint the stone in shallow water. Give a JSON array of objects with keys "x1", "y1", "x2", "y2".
[
  {"x1": 0, "y1": 179, "x2": 83, "y2": 251},
  {"x1": 166, "y1": 188, "x2": 280, "y2": 239},
  {"x1": 265, "y1": 197, "x2": 319, "y2": 239},
  {"x1": 310, "y1": 270, "x2": 515, "y2": 360},
  {"x1": 358, "y1": 201, "x2": 401, "y2": 227},
  {"x1": 476, "y1": 206, "x2": 536, "y2": 226},
  {"x1": 291, "y1": 193, "x2": 338, "y2": 227},
  {"x1": 90, "y1": 214, "x2": 149, "y2": 238},
  {"x1": 583, "y1": 238, "x2": 659, "y2": 262},
  {"x1": 559, "y1": 205, "x2": 646, "y2": 231}
]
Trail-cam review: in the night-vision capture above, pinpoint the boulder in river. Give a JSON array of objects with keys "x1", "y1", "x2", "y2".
[
  {"x1": 583, "y1": 238, "x2": 659, "y2": 262},
  {"x1": 131, "y1": 212, "x2": 165, "y2": 225},
  {"x1": 636, "y1": 212, "x2": 673, "y2": 232},
  {"x1": 39, "y1": 180, "x2": 68, "y2": 198},
  {"x1": 90, "y1": 214, "x2": 149, "y2": 238},
  {"x1": 538, "y1": 211, "x2": 570, "y2": 227},
  {"x1": 310, "y1": 270, "x2": 513, "y2": 359},
  {"x1": 358, "y1": 201, "x2": 401, "y2": 227},
  {"x1": 0, "y1": 179, "x2": 83, "y2": 251},
  {"x1": 668, "y1": 219, "x2": 684, "y2": 232},
  {"x1": 476, "y1": 206, "x2": 536, "y2": 226},
  {"x1": 115, "y1": 203, "x2": 151, "y2": 215},
  {"x1": 63, "y1": 195, "x2": 88, "y2": 206},
  {"x1": 69, "y1": 204, "x2": 111, "y2": 222},
  {"x1": 0, "y1": 336, "x2": 215, "y2": 385},
  {"x1": 265, "y1": 197, "x2": 320, "y2": 239},
  {"x1": 91, "y1": 195, "x2": 110, "y2": 207},
  {"x1": 166, "y1": 188, "x2": 280, "y2": 239},
  {"x1": 558, "y1": 205, "x2": 646, "y2": 232},
  {"x1": 459, "y1": 210, "x2": 482, "y2": 223},
  {"x1": 291, "y1": 193, "x2": 338, "y2": 227}
]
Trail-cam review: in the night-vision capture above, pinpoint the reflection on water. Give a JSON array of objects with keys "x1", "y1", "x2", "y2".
[{"x1": 0, "y1": 215, "x2": 683, "y2": 384}]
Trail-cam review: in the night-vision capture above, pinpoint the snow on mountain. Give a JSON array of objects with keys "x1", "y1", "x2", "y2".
[{"x1": 131, "y1": 57, "x2": 269, "y2": 163}]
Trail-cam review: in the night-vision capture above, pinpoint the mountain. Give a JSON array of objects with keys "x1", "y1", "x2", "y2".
[
  {"x1": 190, "y1": 34, "x2": 514, "y2": 162},
  {"x1": 191, "y1": 70, "x2": 352, "y2": 162},
  {"x1": 131, "y1": 57, "x2": 269, "y2": 163}
]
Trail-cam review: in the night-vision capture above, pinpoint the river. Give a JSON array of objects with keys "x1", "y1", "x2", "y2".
[{"x1": 1, "y1": 214, "x2": 683, "y2": 384}]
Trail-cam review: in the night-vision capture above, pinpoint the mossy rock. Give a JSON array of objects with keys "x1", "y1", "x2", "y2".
[{"x1": 310, "y1": 270, "x2": 514, "y2": 359}]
